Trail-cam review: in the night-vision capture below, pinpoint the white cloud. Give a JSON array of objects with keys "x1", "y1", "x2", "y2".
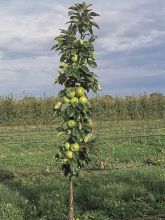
[
  {"x1": 96, "y1": 0, "x2": 165, "y2": 52},
  {"x1": 99, "y1": 30, "x2": 165, "y2": 52},
  {"x1": 0, "y1": 2, "x2": 66, "y2": 96},
  {"x1": 0, "y1": 4, "x2": 67, "y2": 46},
  {"x1": 0, "y1": 0, "x2": 165, "y2": 97},
  {"x1": 0, "y1": 51, "x2": 4, "y2": 59}
]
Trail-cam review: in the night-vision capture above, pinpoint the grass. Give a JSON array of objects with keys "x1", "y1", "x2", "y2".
[{"x1": 0, "y1": 119, "x2": 165, "y2": 219}]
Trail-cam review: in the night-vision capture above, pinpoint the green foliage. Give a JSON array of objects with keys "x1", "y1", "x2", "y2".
[
  {"x1": 52, "y1": 2, "x2": 100, "y2": 92},
  {"x1": 52, "y1": 2, "x2": 100, "y2": 176}
]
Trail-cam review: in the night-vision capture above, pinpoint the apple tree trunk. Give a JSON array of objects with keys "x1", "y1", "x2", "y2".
[{"x1": 68, "y1": 176, "x2": 74, "y2": 220}]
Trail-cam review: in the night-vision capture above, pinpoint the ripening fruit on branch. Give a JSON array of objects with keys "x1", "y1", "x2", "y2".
[
  {"x1": 70, "y1": 143, "x2": 80, "y2": 152},
  {"x1": 71, "y1": 97, "x2": 79, "y2": 104},
  {"x1": 71, "y1": 54, "x2": 78, "y2": 62},
  {"x1": 65, "y1": 150, "x2": 73, "y2": 159},
  {"x1": 75, "y1": 87, "x2": 85, "y2": 97},
  {"x1": 79, "y1": 39, "x2": 84, "y2": 45},
  {"x1": 64, "y1": 142, "x2": 70, "y2": 150},
  {"x1": 67, "y1": 89, "x2": 76, "y2": 99},
  {"x1": 63, "y1": 159, "x2": 68, "y2": 164},
  {"x1": 63, "y1": 96, "x2": 70, "y2": 103},
  {"x1": 79, "y1": 96, "x2": 88, "y2": 105},
  {"x1": 59, "y1": 69, "x2": 65, "y2": 74},
  {"x1": 60, "y1": 62, "x2": 68, "y2": 68},
  {"x1": 54, "y1": 101, "x2": 62, "y2": 110},
  {"x1": 67, "y1": 120, "x2": 76, "y2": 129}
]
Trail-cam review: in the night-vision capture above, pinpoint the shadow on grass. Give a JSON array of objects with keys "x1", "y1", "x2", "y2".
[
  {"x1": 1, "y1": 173, "x2": 68, "y2": 220},
  {"x1": 74, "y1": 168, "x2": 165, "y2": 219},
  {"x1": 1, "y1": 167, "x2": 165, "y2": 220},
  {"x1": 0, "y1": 169, "x2": 14, "y2": 181}
]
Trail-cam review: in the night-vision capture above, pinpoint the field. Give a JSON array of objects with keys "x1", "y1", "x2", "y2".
[{"x1": 0, "y1": 119, "x2": 165, "y2": 220}]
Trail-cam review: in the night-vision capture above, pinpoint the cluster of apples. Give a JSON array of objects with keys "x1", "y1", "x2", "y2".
[
  {"x1": 64, "y1": 87, "x2": 90, "y2": 105},
  {"x1": 54, "y1": 40, "x2": 96, "y2": 164},
  {"x1": 54, "y1": 86, "x2": 90, "y2": 110},
  {"x1": 54, "y1": 86, "x2": 92, "y2": 160},
  {"x1": 64, "y1": 142, "x2": 79, "y2": 159}
]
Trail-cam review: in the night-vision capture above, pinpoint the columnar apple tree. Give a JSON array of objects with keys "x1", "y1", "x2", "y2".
[{"x1": 52, "y1": 2, "x2": 100, "y2": 177}]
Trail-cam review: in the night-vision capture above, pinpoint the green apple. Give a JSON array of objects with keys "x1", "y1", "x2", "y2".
[
  {"x1": 79, "y1": 39, "x2": 84, "y2": 45},
  {"x1": 71, "y1": 97, "x2": 79, "y2": 104},
  {"x1": 72, "y1": 63, "x2": 77, "y2": 67},
  {"x1": 59, "y1": 69, "x2": 65, "y2": 74},
  {"x1": 63, "y1": 96, "x2": 70, "y2": 103},
  {"x1": 70, "y1": 143, "x2": 80, "y2": 152},
  {"x1": 60, "y1": 62, "x2": 68, "y2": 68},
  {"x1": 79, "y1": 95, "x2": 88, "y2": 105},
  {"x1": 64, "y1": 142, "x2": 70, "y2": 150},
  {"x1": 66, "y1": 89, "x2": 75, "y2": 99},
  {"x1": 65, "y1": 151, "x2": 73, "y2": 159},
  {"x1": 54, "y1": 101, "x2": 62, "y2": 110},
  {"x1": 63, "y1": 159, "x2": 68, "y2": 164},
  {"x1": 75, "y1": 86, "x2": 85, "y2": 97},
  {"x1": 67, "y1": 120, "x2": 76, "y2": 128},
  {"x1": 71, "y1": 54, "x2": 78, "y2": 62}
]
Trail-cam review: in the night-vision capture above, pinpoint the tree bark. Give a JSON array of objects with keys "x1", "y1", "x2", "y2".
[{"x1": 68, "y1": 175, "x2": 74, "y2": 220}]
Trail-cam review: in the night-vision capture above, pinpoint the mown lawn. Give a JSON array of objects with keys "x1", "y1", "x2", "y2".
[{"x1": 0, "y1": 119, "x2": 165, "y2": 220}]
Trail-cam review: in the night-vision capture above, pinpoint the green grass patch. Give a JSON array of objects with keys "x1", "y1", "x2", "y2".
[{"x1": 0, "y1": 119, "x2": 165, "y2": 219}]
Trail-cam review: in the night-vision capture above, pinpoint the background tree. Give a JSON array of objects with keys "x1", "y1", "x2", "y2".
[{"x1": 52, "y1": 2, "x2": 100, "y2": 219}]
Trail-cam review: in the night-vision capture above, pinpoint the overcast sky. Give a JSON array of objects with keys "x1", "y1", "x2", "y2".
[{"x1": 0, "y1": 0, "x2": 165, "y2": 98}]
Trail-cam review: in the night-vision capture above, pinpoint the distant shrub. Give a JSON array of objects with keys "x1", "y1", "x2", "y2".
[{"x1": 0, "y1": 93, "x2": 164, "y2": 126}]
